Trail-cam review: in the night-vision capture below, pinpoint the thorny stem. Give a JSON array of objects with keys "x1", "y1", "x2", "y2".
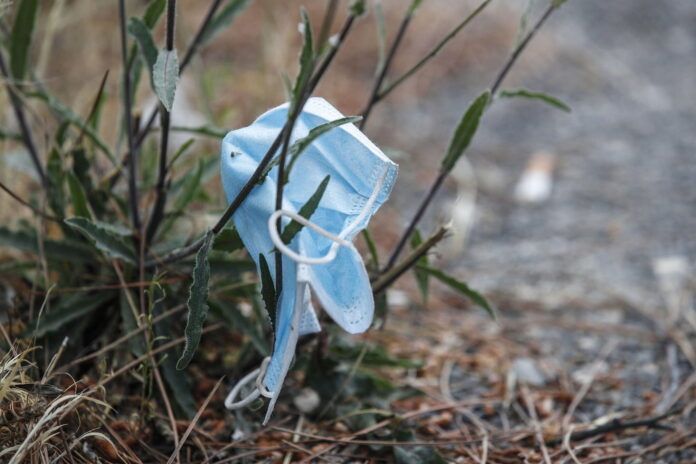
[
  {"x1": 359, "y1": 4, "x2": 415, "y2": 130},
  {"x1": 0, "y1": 52, "x2": 47, "y2": 187},
  {"x1": 118, "y1": 0, "x2": 141, "y2": 233},
  {"x1": 145, "y1": 13, "x2": 358, "y2": 268},
  {"x1": 145, "y1": 0, "x2": 177, "y2": 247},
  {"x1": 383, "y1": 3, "x2": 558, "y2": 272}
]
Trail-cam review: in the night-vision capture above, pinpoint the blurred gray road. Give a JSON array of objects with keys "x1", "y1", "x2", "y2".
[{"x1": 391, "y1": 0, "x2": 696, "y2": 310}]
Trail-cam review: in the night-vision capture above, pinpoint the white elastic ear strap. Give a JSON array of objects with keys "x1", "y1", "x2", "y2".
[
  {"x1": 267, "y1": 165, "x2": 388, "y2": 265},
  {"x1": 225, "y1": 166, "x2": 388, "y2": 418}
]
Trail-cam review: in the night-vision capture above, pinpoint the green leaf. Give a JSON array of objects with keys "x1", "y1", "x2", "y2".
[
  {"x1": 143, "y1": 0, "x2": 167, "y2": 28},
  {"x1": 416, "y1": 264, "x2": 495, "y2": 319},
  {"x1": 26, "y1": 293, "x2": 113, "y2": 338},
  {"x1": 171, "y1": 124, "x2": 226, "y2": 138},
  {"x1": 172, "y1": 159, "x2": 204, "y2": 212},
  {"x1": 259, "y1": 254, "x2": 276, "y2": 331},
  {"x1": 9, "y1": 0, "x2": 39, "y2": 79},
  {"x1": 410, "y1": 230, "x2": 429, "y2": 305},
  {"x1": 212, "y1": 227, "x2": 244, "y2": 253},
  {"x1": 119, "y1": 292, "x2": 146, "y2": 357},
  {"x1": 153, "y1": 49, "x2": 179, "y2": 112},
  {"x1": 66, "y1": 172, "x2": 91, "y2": 219},
  {"x1": 362, "y1": 229, "x2": 380, "y2": 270},
  {"x1": 349, "y1": 0, "x2": 366, "y2": 16},
  {"x1": 280, "y1": 175, "x2": 330, "y2": 244},
  {"x1": 260, "y1": 117, "x2": 360, "y2": 184},
  {"x1": 128, "y1": 18, "x2": 158, "y2": 69},
  {"x1": 499, "y1": 88, "x2": 571, "y2": 112},
  {"x1": 291, "y1": 8, "x2": 314, "y2": 109},
  {"x1": 0, "y1": 227, "x2": 94, "y2": 263},
  {"x1": 46, "y1": 148, "x2": 65, "y2": 217},
  {"x1": 285, "y1": 117, "x2": 361, "y2": 181},
  {"x1": 177, "y1": 231, "x2": 214, "y2": 369},
  {"x1": 441, "y1": 90, "x2": 490, "y2": 173},
  {"x1": 30, "y1": 89, "x2": 115, "y2": 164},
  {"x1": 200, "y1": 0, "x2": 251, "y2": 45},
  {"x1": 64, "y1": 217, "x2": 137, "y2": 264},
  {"x1": 408, "y1": 0, "x2": 425, "y2": 15}
]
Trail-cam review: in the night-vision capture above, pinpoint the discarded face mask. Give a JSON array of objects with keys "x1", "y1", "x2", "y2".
[{"x1": 220, "y1": 98, "x2": 397, "y2": 423}]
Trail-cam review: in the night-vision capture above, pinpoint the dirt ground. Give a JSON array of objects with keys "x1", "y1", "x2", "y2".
[{"x1": 1, "y1": 0, "x2": 694, "y2": 462}]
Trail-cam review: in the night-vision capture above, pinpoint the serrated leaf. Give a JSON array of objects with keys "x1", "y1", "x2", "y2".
[
  {"x1": 410, "y1": 230, "x2": 429, "y2": 305},
  {"x1": 25, "y1": 293, "x2": 113, "y2": 338},
  {"x1": 441, "y1": 90, "x2": 490, "y2": 173},
  {"x1": 258, "y1": 254, "x2": 276, "y2": 331},
  {"x1": 500, "y1": 88, "x2": 571, "y2": 112},
  {"x1": 153, "y1": 49, "x2": 179, "y2": 112},
  {"x1": 66, "y1": 172, "x2": 91, "y2": 219},
  {"x1": 9, "y1": 0, "x2": 39, "y2": 79},
  {"x1": 143, "y1": 0, "x2": 167, "y2": 28},
  {"x1": 0, "y1": 227, "x2": 94, "y2": 263},
  {"x1": 176, "y1": 231, "x2": 214, "y2": 369},
  {"x1": 128, "y1": 17, "x2": 158, "y2": 69},
  {"x1": 152, "y1": 292, "x2": 197, "y2": 418},
  {"x1": 280, "y1": 175, "x2": 330, "y2": 244},
  {"x1": 212, "y1": 227, "x2": 244, "y2": 253},
  {"x1": 200, "y1": 0, "x2": 251, "y2": 46},
  {"x1": 64, "y1": 217, "x2": 136, "y2": 264},
  {"x1": 417, "y1": 264, "x2": 495, "y2": 319}
]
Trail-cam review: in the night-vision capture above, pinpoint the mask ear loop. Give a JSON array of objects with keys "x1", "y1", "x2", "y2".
[
  {"x1": 225, "y1": 166, "x2": 389, "y2": 416},
  {"x1": 267, "y1": 165, "x2": 389, "y2": 264},
  {"x1": 224, "y1": 357, "x2": 272, "y2": 410}
]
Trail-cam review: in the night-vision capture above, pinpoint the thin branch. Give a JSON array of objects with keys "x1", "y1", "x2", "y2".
[
  {"x1": 145, "y1": 13, "x2": 359, "y2": 268},
  {"x1": 145, "y1": 0, "x2": 177, "y2": 247},
  {"x1": 376, "y1": 0, "x2": 493, "y2": 103},
  {"x1": 547, "y1": 409, "x2": 680, "y2": 446},
  {"x1": 0, "y1": 180, "x2": 61, "y2": 222},
  {"x1": 383, "y1": 3, "x2": 558, "y2": 271},
  {"x1": 490, "y1": 4, "x2": 554, "y2": 95},
  {"x1": 359, "y1": 3, "x2": 415, "y2": 130},
  {"x1": 316, "y1": 0, "x2": 339, "y2": 50},
  {"x1": 384, "y1": 171, "x2": 446, "y2": 271},
  {"x1": 0, "y1": 52, "x2": 47, "y2": 187},
  {"x1": 372, "y1": 225, "x2": 448, "y2": 294},
  {"x1": 133, "y1": 0, "x2": 226, "y2": 152},
  {"x1": 118, "y1": 0, "x2": 141, "y2": 232}
]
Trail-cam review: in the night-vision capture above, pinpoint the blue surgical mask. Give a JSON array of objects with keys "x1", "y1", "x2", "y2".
[{"x1": 220, "y1": 98, "x2": 397, "y2": 423}]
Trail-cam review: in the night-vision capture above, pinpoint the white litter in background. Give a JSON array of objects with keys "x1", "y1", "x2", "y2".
[
  {"x1": 514, "y1": 151, "x2": 556, "y2": 204},
  {"x1": 445, "y1": 154, "x2": 478, "y2": 257}
]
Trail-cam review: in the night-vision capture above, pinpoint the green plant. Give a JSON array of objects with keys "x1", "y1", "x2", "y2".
[{"x1": 0, "y1": 0, "x2": 570, "y2": 458}]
